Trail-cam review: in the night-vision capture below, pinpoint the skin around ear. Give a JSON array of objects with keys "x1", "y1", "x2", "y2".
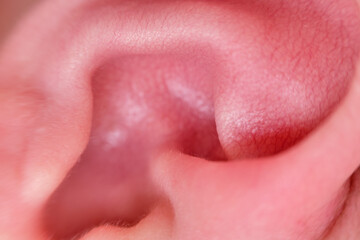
[{"x1": 0, "y1": 0, "x2": 360, "y2": 239}]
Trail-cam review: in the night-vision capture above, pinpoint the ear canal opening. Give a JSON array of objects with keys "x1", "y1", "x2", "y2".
[{"x1": 176, "y1": 121, "x2": 228, "y2": 161}]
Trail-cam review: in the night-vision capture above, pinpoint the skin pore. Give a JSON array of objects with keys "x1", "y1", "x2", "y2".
[{"x1": 0, "y1": 0, "x2": 360, "y2": 239}]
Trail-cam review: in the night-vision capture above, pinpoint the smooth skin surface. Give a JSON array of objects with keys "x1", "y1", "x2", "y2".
[{"x1": 1, "y1": 0, "x2": 360, "y2": 239}]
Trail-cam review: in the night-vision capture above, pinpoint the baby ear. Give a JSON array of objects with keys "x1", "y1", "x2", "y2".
[
  {"x1": 151, "y1": 3, "x2": 360, "y2": 237},
  {"x1": 1, "y1": 0, "x2": 360, "y2": 240},
  {"x1": 150, "y1": 1, "x2": 360, "y2": 238},
  {"x1": 151, "y1": 61, "x2": 360, "y2": 240}
]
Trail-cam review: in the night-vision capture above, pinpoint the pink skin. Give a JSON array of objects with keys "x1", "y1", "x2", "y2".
[{"x1": 1, "y1": 0, "x2": 360, "y2": 239}]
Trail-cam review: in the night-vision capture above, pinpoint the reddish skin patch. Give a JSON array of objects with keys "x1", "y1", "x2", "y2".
[{"x1": 0, "y1": 0, "x2": 360, "y2": 240}]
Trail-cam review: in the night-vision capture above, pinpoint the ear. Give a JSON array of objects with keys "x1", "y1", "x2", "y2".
[
  {"x1": 0, "y1": 0, "x2": 360, "y2": 240},
  {"x1": 152, "y1": 63, "x2": 360, "y2": 240}
]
